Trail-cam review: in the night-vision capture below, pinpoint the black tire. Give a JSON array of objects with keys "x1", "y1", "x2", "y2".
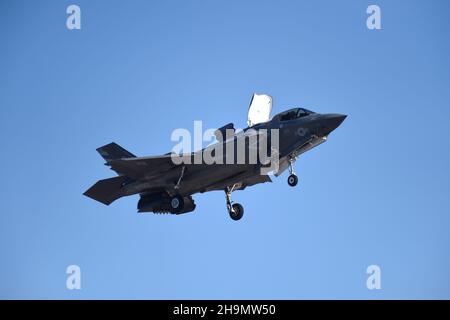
[
  {"x1": 169, "y1": 195, "x2": 184, "y2": 214},
  {"x1": 229, "y1": 203, "x2": 244, "y2": 221},
  {"x1": 287, "y1": 174, "x2": 298, "y2": 187}
]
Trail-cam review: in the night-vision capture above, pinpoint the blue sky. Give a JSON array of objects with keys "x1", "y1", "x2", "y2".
[{"x1": 1, "y1": 0, "x2": 450, "y2": 299}]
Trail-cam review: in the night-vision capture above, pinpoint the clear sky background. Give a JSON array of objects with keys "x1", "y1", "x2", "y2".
[{"x1": 1, "y1": 0, "x2": 450, "y2": 299}]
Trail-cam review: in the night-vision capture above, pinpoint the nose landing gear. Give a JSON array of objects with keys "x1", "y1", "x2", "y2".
[
  {"x1": 287, "y1": 158, "x2": 298, "y2": 187},
  {"x1": 225, "y1": 185, "x2": 244, "y2": 221},
  {"x1": 288, "y1": 174, "x2": 298, "y2": 187}
]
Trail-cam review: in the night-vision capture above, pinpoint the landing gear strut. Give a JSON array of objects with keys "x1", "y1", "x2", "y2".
[
  {"x1": 225, "y1": 185, "x2": 244, "y2": 221},
  {"x1": 174, "y1": 165, "x2": 185, "y2": 190},
  {"x1": 287, "y1": 158, "x2": 298, "y2": 187},
  {"x1": 170, "y1": 166, "x2": 186, "y2": 213}
]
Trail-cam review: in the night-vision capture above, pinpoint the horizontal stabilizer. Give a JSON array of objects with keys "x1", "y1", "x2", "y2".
[
  {"x1": 83, "y1": 176, "x2": 128, "y2": 205},
  {"x1": 96, "y1": 142, "x2": 136, "y2": 161}
]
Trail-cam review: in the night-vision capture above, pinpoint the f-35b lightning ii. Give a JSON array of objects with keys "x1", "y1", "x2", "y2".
[{"x1": 84, "y1": 94, "x2": 346, "y2": 221}]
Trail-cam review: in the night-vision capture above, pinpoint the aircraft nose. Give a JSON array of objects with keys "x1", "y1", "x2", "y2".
[
  {"x1": 320, "y1": 114, "x2": 347, "y2": 135},
  {"x1": 332, "y1": 114, "x2": 347, "y2": 128}
]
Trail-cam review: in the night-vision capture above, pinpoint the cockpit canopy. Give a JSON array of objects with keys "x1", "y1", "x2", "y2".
[{"x1": 275, "y1": 108, "x2": 315, "y2": 122}]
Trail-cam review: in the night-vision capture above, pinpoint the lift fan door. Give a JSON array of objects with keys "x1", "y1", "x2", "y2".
[{"x1": 247, "y1": 93, "x2": 272, "y2": 127}]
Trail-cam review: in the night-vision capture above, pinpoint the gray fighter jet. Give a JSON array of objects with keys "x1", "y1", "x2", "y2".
[{"x1": 84, "y1": 94, "x2": 346, "y2": 220}]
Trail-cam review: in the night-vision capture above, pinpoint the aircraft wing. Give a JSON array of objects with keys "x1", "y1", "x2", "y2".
[
  {"x1": 107, "y1": 155, "x2": 179, "y2": 180},
  {"x1": 108, "y1": 154, "x2": 271, "y2": 189},
  {"x1": 236, "y1": 174, "x2": 272, "y2": 190},
  {"x1": 107, "y1": 153, "x2": 223, "y2": 180},
  {"x1": 202, "y1": 172, "x2": 272, "y2": 192}
]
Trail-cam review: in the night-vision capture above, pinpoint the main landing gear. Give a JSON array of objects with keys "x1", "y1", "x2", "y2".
[
  {"x1": 169, "y1": 194, "x2": 184, "y2": 214},
  {"x1": 225, "y1": 185, "x2": 244, "y2": 221},
  {"x1": 287, "y1": 158, "x2": 298, "y2": 187}
]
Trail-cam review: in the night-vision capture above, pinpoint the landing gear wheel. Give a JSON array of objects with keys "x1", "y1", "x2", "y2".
[
  {"x1": 229, "y1": 203, "x2": 244, "y2": 221},
  {"x1": 169, "y1": 195, "x2": 184, "y2": 214},
  {"x1": 287, "y1": 174, "x2": 298, "y2": 187}
]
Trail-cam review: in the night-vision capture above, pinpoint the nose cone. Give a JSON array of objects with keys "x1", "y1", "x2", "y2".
[
  {"x1": 331, "y1": 114, "x2": 347, "y2": 129},
  {"x1": 319, "y1": 114, "x2": 347, "y2": 136}
]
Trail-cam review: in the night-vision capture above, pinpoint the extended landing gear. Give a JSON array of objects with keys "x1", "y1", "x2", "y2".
[
  {"x1": 229, "y1": 203, "x2": 244, "y2": 221},
  {"x1": 287, "y1": 158, "x2": 298, "y2": 187},
  {"x1": 169, "y1": 194, "x2": 184, "y2": 214},
  {"x1": 288, "y1": 174, "x2": 298, "y2": 187},
  {"x1": 225, "y1": 186, "x2": 244, "y2": 221}
]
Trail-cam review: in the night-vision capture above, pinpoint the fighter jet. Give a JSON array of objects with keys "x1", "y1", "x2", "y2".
[{"x1": 84, "y1": 94, "x2": 346, "y2": 221}]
